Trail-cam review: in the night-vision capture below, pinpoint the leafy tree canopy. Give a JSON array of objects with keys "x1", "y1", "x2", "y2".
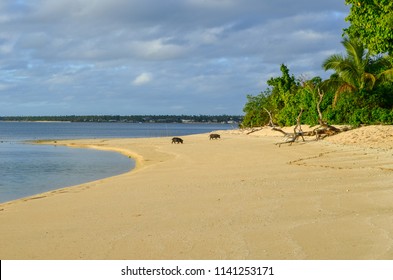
[
  {"x1": 242, "y1": 60, "x2": 393, "y2": 128},
  {"x1": 344, "y1": 0, "x2": 393, "y2": 55},
  {"x1": 267, "y1": 64, "x2": 297, "y2": 94}
]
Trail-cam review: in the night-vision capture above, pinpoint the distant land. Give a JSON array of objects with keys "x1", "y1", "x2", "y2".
[{"x1": 0, "y1": 115, "x2": 243, "y2": 124}]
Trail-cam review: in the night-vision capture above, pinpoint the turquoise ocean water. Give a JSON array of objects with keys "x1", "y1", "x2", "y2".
[{"x1": 0, "y1": 121, "x2": 233, "y2": 203}]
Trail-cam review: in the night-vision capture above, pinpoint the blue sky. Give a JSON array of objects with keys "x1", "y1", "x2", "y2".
[{"x1": 0, "y1": 0, "x2": 349, "y2": 116}]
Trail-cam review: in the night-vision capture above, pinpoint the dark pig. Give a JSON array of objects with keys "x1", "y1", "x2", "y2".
[
  {"x1": 209, "y1": 133, "x2": 221, "y2": 140},
  {"x1": 172, "y1": 137, "x2": 184, "y2": 144}
]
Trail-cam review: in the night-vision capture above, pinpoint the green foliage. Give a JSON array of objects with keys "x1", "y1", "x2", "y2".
[
  {"x1": 243, "y1": 65, "x2": 322, "y2": 127},
  {"x1": 322, "y1": 37, "x2": 376, "y2": 105},
  {"x1": 241, "y1": 90, "x2": 271, "y2": 127},
  {"x1": 371, "y1": 107, "x2": 393, "y2": 123},
  {"x1": 265, "y1": 64, "x2": 301, "y2": 126},
  {"x1": 242, "y1": 61, "x2": 393, "y2": 128},
  {"x1": 344, "y1": 0, "x2": 393, "y2": 55},
  {"x1": 295, "y1": 78, "x2": 323, "y2": 126},
  {"x1": 266, "y1": 64, "x2": 298, "y2": 112},
  {"x1": 319, "y1": 88, "x2": 393, "y2": 126}
]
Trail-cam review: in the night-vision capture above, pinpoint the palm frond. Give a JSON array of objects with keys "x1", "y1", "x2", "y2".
[
  {"x1": 320, "y1": 76, "x2": 341, "y2": 92},
  {"x1": 342, "y1": 37, "x2": 368, "y2": 70},
  {"x1": 323, "y1": 37, "x2": 392, "y2": 101},
  {"x1": 332, "y1": 83, "x2": 356, "y2": 106},
  {"x1": 337, "y1": 83, "x2": 356, "y2": 94},
  {"x1": 322, "y1": 54, "x2": 345, "y2": 71},
  {"x1": 377, "y1": 68, "x2": 393, "y2": 83},
  {"x1": 363, "y1": 72, "x2": 377, "y2": 90}
]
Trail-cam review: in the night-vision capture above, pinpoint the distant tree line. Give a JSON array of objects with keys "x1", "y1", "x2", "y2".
[
  {"x1": 242, "y1": 1, "x2": 393, "y2": 128},
  {"x1": 0, "y1": 115, "x2": 243, "y2": 124}
]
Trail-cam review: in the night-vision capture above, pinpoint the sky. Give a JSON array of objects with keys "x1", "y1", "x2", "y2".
[{"x1": 0, "y1": 0, "x2": 350, "y2": 116}]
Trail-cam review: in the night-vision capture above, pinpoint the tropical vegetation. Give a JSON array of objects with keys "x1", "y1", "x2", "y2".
[
  {"x1": 242, "y1": 1, "x2": 393, "y2": 128},
  {"x1": 344, "y1": 0, "x2": 393, "y2": 55}
]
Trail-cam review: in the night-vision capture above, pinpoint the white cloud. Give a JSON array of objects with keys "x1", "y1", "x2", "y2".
[
  {"x1": 132, "y1": 72, "x2": 153, "y2": 86},
  {"x1": 130, "y1": 38, "x2": 190, "y2": 60}
]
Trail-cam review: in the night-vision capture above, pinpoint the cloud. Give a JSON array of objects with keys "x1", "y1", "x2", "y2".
[
  {"x1": 0, "y1": 0, "x2": 350, "y2": 116},
  {"x1": 186, "y1": 0, "x2": 236, "y2": 9},
  {"x1": 132, "y1": 72, "x2": 153, "y2": 86},
  {"x1": 130, "y1": 38, "x2": 190, "y2": 60}
]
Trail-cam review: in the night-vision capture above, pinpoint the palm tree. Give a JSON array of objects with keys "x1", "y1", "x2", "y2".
[
  {"x1": 322, "y1": 37, "x2": 376, "y2": 105},
  {"x1": 371, "y1": 55, "x2": 393, "y2": 84}
]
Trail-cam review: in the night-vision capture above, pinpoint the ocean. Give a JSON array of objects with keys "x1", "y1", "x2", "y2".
[{"x1": 0, "y1": 121, "x2": 234, "y2": 203}]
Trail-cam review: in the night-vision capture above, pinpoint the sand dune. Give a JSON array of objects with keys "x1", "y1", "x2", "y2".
[
  {"x1": 325, "y1": 125, "x2": 393, "y2": 150},
  {"x1": 0, "y1": 125, "x2": 392, "y2": 259}
]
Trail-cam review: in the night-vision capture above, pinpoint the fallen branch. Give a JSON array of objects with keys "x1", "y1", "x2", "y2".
[
  {"x1": 312, "y1": 88, "x2": 345, "y2": 140},
  {"x1": 270, "y1": 88, "x2": 350, "y2": 145},
  {"x1": 245, "y1": 108, "x2": 277, "y2": 135},
  {"x1": 274, "y1": 109, "x2": 305, "y2": 147},
  {"x1": 246, "y1": 127, "x2": 264, "y2": 135},
  {"x1": 263, "y1": 108, "x2": 277, "y2": 127}
]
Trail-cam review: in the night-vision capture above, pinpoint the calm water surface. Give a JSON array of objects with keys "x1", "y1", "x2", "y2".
[{"x1": 0, "y1": 121, "x2": 234, "y2": 203}]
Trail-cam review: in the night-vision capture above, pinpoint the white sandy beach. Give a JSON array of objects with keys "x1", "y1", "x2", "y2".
[{"x1": 0, "y1": 125, "x2": 392, "y2": 259}]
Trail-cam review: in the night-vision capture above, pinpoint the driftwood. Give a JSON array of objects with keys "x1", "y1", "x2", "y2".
[
  {"x1": 244, "y1": 94, "x2": 350, "y2": 145},
  {"x1": 264, "y1": 107, "x2": 276, "y2": 127},
  {"x1": 311, "y1": 89, "x2": 344, "y2": 140},
  {"x1": 274, "y1": 109, "x2": 305, "y2": 147},
  {"x1": 245, "y1": 108, "x2": 277, "y2": 135},
  {"x1": 273, "y1": 123, "x2": 348, "y2": 145},
  {"x1": 272, "y1": 89, "x2": 351, "y2": 146},
  {"x1": 246, "y1": 127, "x2": 264, "y2": 135}
]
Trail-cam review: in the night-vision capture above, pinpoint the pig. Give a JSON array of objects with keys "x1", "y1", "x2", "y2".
[{"x1": 172, "y1": 137, "x2": 184, "y2": 144}]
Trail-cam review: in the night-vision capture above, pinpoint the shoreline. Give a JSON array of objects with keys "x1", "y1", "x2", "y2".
[
  {"x1": 0, "y1": 127, "x2": 393, "y2": 259},
  {"x1": 0, "y1": 140, "x2": 135, "y2": 205}
]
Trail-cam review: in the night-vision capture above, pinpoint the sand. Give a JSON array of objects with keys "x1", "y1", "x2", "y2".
[{"x1": 0, "y1": 125, "x2": 392, "y2": 260}]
